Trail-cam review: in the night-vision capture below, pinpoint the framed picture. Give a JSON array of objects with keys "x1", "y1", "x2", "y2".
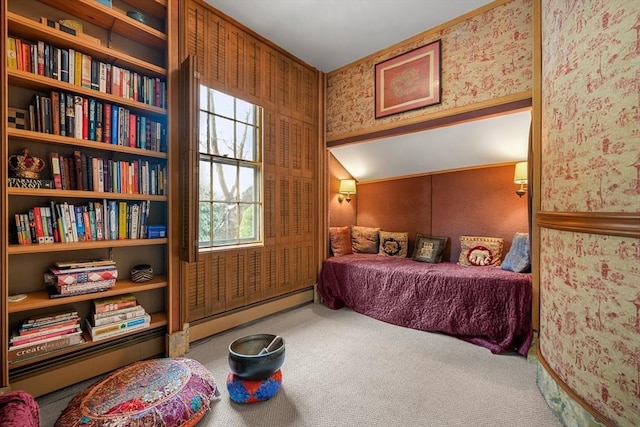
[
  {"x1": 374, "y1": 40, "x2": 442, "y2": 119},
  {"x1": 412, "y1": 234, "x2": 448, "y2": 263}
]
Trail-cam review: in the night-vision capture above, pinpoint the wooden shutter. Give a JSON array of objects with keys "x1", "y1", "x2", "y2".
[
  {"x1": 263, "y1": 245, "x2": 278, "y2": 298},
  {"x1": 291, "y1": 61, "x2": 304, "y2": 119},
  {"x1": 227, "y1": 24, "x2": 246, "y2": 94},
  {"x1": 291, "y1": 119, "x2": 303, "y2": 172},
  {"x1": 183, "y1": 259, "x2": 205, "y2": 320},
  {"x1": 245, "y1": 35, "x2": 262, "y2": 101},
  {"x1": 225, "y1": 250, "x2": 246, "y2": 310},
  {"x1": 205, "y1": 252, "x2": 226, "y2": 316},
  {"x1": 277, "y1": 54, "x2": 291, "y2": 112},
  {"x1": 262, "y1": 46, "x2": 278, "y2": 107},
  {"x1": 246, "y1": 248, "x2": 263, "y2": 304},
  {"x1": 264, "y1": 173, "x2": 277, "y2": 244},
  {"x1": 205, "y1": 10, "x2": 226, "y2": 86},
  {"x1": 179, "y1": 55, "x2": 199, "y2": 263},
  {"x1": 263, "y1": 110, "x2": 277, "y2": 169},
  {"x1": 184, "y1": 2, "x2": 205, "y2": 76}
]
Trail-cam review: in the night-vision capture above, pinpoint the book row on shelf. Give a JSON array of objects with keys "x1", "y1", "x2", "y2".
[
  {"x1": 8, "y1": 293, "x2": 151, "y2": 364},
  {"x1": 6, "y1": 34, "x2": 167, "y2": 109},
  {"x1": 24, "y1": 91, "x2": 167, "y2": 152},
  {"x1": 48, "y1": 150, "x2": 167, "y2": 194},
  {"x1": 12, "y1": 199, "x2": 156, "y2": 245}
]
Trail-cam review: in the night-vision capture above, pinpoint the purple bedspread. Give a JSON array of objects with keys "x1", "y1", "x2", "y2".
[{"x1": 317, "y1": 254, "x2": 533, "y2": 355}]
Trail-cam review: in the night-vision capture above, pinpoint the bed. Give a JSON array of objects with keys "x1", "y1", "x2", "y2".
[{"x1": 317, "y1": 253, "x2": 533, "y2": 356}]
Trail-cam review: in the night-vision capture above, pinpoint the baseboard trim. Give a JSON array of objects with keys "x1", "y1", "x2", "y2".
[
  {"x1": 536, "y1": 347, "x2": 614, "y2": 426},
  {"x1": 189, "y1": 289, "x2": 315, "y2": 343}
]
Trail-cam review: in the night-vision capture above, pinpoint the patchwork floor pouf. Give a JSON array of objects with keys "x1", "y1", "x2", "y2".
[
  {"x1": 54, "y1": 358, "x2": 220, "y2": 427},
  {"x1": 226, "y1": 369, "x2": 282, "y2": 404}
]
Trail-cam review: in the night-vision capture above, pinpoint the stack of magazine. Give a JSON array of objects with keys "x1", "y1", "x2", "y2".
[
  {"x1": 45, "y1": 259, "x2": 117, "y2": 298},
  {"x1": 9, "y1": 310, "x2": 84, "y2": 364},
  {"x1": 86, "y1": 293, "x2": 150, "y2": 342}
]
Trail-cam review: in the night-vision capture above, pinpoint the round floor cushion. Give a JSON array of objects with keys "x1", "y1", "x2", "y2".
[
  {"x1": 55, "y1": 358, "x2": 220, "y2": 427},
  {"x1": 226, "y1": 369, "x2": 282, "y2": 404}
]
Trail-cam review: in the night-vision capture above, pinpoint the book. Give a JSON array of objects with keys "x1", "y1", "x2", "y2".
[
  {"x1": 14, "y1": 320, "x2": 79, "y2": 339},
  {"x1": 85, "y1": 314, "x2": 150, "y2": 340},
  {"x1": 53, "y1": 258, "x2": 115, "y2": 269},
  {"x1": 81, "y1": 54, "x2": 92, "y2": 89},
  {"x1": 93, "y1": 294, "x2": 137, "y2": 314},
  {"x1": 45, "y1": 267, "x2": 117, "y2": 284},
  {"x1": 23, "y1": 309, "x2": 78, "y2": 326},
  {"x1": 10, "y1": 325, "x2": 81, "y2": 346},
  {"x1": 92, "y1": 304, "x2": 145, "y2": 321},
  {"x1": 8, "y1": 332, "x2": 84, "y2": 363},
  {"x1": 54, "y1": 278, "x2": 116, "y2": 295},
  {"x1": 7, "y1": 37, "x2": 18, "y2": 69},
  {"x1": 8, "y1": 177, "x2": 55, "y2": 189}
]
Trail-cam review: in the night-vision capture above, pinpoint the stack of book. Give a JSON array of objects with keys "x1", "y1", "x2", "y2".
[
  {"x1": 9, "y1": 310, "x2": 84, "y2": 364},
  {"x1": 86, "y1": 294, "x2": 150, "y2": 342},
  {"x1": 45, "y1": 259, "x2": 117, "y2": 298}
]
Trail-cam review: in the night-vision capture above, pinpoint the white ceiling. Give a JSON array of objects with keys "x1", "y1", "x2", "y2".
[
  {"x1": 204, "y1": 1, "x2": 528, "y2": 182},
  {"x1": 330, "y1": 110, "x2": 531, "y2": 182}
]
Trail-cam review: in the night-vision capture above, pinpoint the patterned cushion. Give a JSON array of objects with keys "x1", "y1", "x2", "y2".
[
  {"x1": 412, "y1": 234, "x2": 448, "y2": 263},
  {"x1": 351, "y1": 226, "x2": 380, "y2": 254},
  {"x1": 378, "y1": 231, "x2": 409, "y2": 257},
  {"x1": 226, "y1": 369, "x2": 282, "y2": 404},
  {"x1": 55, "y1": 358, "x2": 220, "y2": 427},
  {"x1": 458, "y1": 236, "x2": 504, "y2": 267},
  {"x1": 501, "y1": 232, "x2": 531, "y2": 273},
  {"x1": 329, "y1": 226, "x2": 353, "y2": 256}
]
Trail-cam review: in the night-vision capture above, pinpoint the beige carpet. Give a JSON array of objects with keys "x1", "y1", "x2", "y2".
[{"x1": 37, "y1": 302, "x2": 561, "y2": 426}]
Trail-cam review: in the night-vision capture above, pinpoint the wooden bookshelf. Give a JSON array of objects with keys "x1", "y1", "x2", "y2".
[{"x1": 8, "y1": 238, "x2": 168, "y2": 255}]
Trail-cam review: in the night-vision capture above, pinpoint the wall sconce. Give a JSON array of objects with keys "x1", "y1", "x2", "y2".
[
  {"x1": 338, "y1": 179, "x2": 356, "y2": 203},
  {"x1": 514, "y1": 161, "x2": 528, "y2": 197}
]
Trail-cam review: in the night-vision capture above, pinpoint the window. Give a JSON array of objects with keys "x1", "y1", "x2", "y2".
[{"x1": 198, "y1": 86, "x2": 262, "y2": 248}]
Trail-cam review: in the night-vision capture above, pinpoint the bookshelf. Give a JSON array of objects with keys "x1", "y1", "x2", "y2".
[{"x1": 2, "y1": 0, "x2": 173, "y2": 395}]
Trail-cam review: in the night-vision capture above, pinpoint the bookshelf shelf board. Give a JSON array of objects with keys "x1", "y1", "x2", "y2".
[
  {"x1": 7, "y1": 12, "x2": 166, "y2": 78},
  {"x1": 8, "y1": 187, "x2": 168, "y2": 201},
  {"x1": 121, "y1": 0, "x2": 167, "y2": 20},
  {"x1": 8, "y1": 312, "x2": 168, "y2": 369},
  {"x1": 8, "y1": 69, "x2": 167, "y2": 117},
  {"x1": 8, "y1": 238, "x2": 168, "y2": 255},
  {"x1": 7, "y1": 128, "x2": 168, "y2": 159},
  {"x1": 8, "y1": 276, "x2": 168, "y2": 313},
  {"x1": 37, "y1": 0, "x2": 167, "y2": 50}
]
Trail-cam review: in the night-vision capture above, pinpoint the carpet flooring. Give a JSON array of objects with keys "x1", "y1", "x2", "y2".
[{"x1": 37, "y1": 302, "x2": 561, "y2": 426}]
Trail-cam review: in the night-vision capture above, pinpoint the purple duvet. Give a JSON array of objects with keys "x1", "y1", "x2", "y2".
[{"x1": 317, "y1": 254, "x2": 533, "y2": 355}]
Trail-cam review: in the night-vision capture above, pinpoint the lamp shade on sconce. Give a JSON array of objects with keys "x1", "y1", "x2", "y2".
[
  {"x1": 514, "y1": 162, "x2": 528, "y2": 184},
  {"x1": 338, "y1": 179, "x2": 356, "y2": 202}
]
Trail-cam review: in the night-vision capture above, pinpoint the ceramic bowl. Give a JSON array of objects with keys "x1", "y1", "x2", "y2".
[{"x1": 228, "y1": 334, "x2": 285, "y2": 380}]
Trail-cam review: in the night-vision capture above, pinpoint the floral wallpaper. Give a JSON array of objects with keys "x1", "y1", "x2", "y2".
[
  {"x1": 541, "y1": 1, "x2": 640, "y2": 213},
  {"x1": 326, "y1": 0, "x2": 533, "y2": 141},
  {"x1": 540, "y1": 1, "x2": 640, "y2": 425}
]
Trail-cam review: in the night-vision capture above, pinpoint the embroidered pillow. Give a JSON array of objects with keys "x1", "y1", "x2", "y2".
[
  {"x1": 351, "y1": 226, "x2": 380, "y2": 254},
  {"x1": 412, "y1": 234, "x2": 448, "y2": 263},
  {"x1": 501, "y1": 232, "x2": 530, "y2": 273},
  {"x1": 329, "y1": 226, "x2": 353, "y2": 257},
  {"x1": 378, "y1": 231, "x2": 409, "y2": 257},
  {"x1": 458, "y1": 236, "x2": 504, "y2": 267}
]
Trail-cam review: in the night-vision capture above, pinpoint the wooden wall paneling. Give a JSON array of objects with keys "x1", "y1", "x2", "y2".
[
  {"x1": 291, "y1": 118, "x2": 303, "y2": 174},
  {"x1": 245, "y1": 34, "x2": 262, "y2": 103},
  {"x1": 204, "y1": 252, "x2": 226, "y2": 317},
  {"x1": 290, "y1": 61, "x2": 304, "y2": 119},
  {"x1": 279, "y1": 176, "x2": 291, "y2": 241},
  {"x1": 263, "y1": 245, "x2": 279, "y2": 298},
  {"x1": 303, "y1": 178, "x2": 315, "y2": 238},
  {"x1": 278, "y1": 114, "x2": 291, "y2": 170},
  {"x1": 245, "y1": 248, "x2": 264, "y2": 304},
  {"x1": 302, "y1": 67, "x2": 316, "y2": 124},
  {"x1": 277, "y1": 54, "x2": 292, "y2": 113},
  {"x1": 303, "y1": 241, "x2": 316, "y2": 286},
  {"x1": 291, "y1": 243, "x2": 304, "y2": 289},
  {"x1": 292, "y1": 177, "x2": 304, "y2": 241},
  {"x1": 225, "y1": 250, "x2": 246, "y2": 310},
  {"x1": 264, "y1": 172, "x2": 278, "y2": 245},
  {"x1": 262, "y1": 46, "x2": 279, "y2": 107},
  {"x1": 184, "y1": 2, "x2": 205, "y2": 77},
  {"x1": 205, "y1": 9, "x2": 226, "y2": 88},
  {"x1": 278, "y1": 244, "x2": 292, "y2": 294},
  {"x1": 184, "y1": 260, "x2": 205, "y2": 320},
  {"x1": 263, "y1": 109, "x2": 277, "y2": 170},
  {"x1": 226, "y1": 23, "x2": 246, "y2": 96},
  {"x1": 303, "y1": 123, "x2": 315, "y2": 177}
]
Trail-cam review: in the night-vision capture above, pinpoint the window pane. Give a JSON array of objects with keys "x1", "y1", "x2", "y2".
[
  {"x1": 199, "y1": 111, "x2": 209, "y2": 152},
  {"x1": 211, "y1": 116, "x2": 234, "y2": 157},
  {"x1": 199, "y1": 159, "x2": 212, "y2": 201},
  {"x1": 236, "y1": 122, "x2": 256, "y2": 161},
  {"x1": 199, "y1": 85, "x2": 208, "y2": 110},
  {"x1": 213, "y1": 163, "x2": 237, "y2": 202},
  {"x1": 209, "y1": 88, "x2": 234, "y2": 119},
  {"x1": 238, "y1": 165, "x2": 258, "y2": 201},
  {"x1": 198, "y1": 201, "x2": 212, "y2": 245},
  {"x1": 236, "y1": 99, "x2": 254, "y2": 124},
  {"x1": 212, "y1": 202, "x2": 238, "y2": 244},
  {"x1": 239, "y1": 203, "x2": 258, "y2": 240}
]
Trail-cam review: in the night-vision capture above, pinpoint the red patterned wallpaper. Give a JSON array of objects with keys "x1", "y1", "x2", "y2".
[
  {"x1": 540, "y1": 1, "x2": 640, "y2": 425},
  {"x1": 326, "y1": 0, "x2": 533, "y2": 141}
]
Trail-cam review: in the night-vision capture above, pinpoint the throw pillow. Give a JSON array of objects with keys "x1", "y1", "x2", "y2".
[
  {"x1": 458, "y1": 236, "x2": 504, "y2": 267},
  {"x1": 501, "y1": 232, "x2": 531, "y2": 273},
  {"x1": 351, "y1": 226, "x2": 380, "y2": 254},
  {"x1": 412, "y1": 234, "x2": 448, "y2": 263},
  {"x1": 378, "y1": 231, "x2": 409, "y2": 257},
  {"x1": 329, "y1": 226, "x2": 353, "y2": 256}
]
